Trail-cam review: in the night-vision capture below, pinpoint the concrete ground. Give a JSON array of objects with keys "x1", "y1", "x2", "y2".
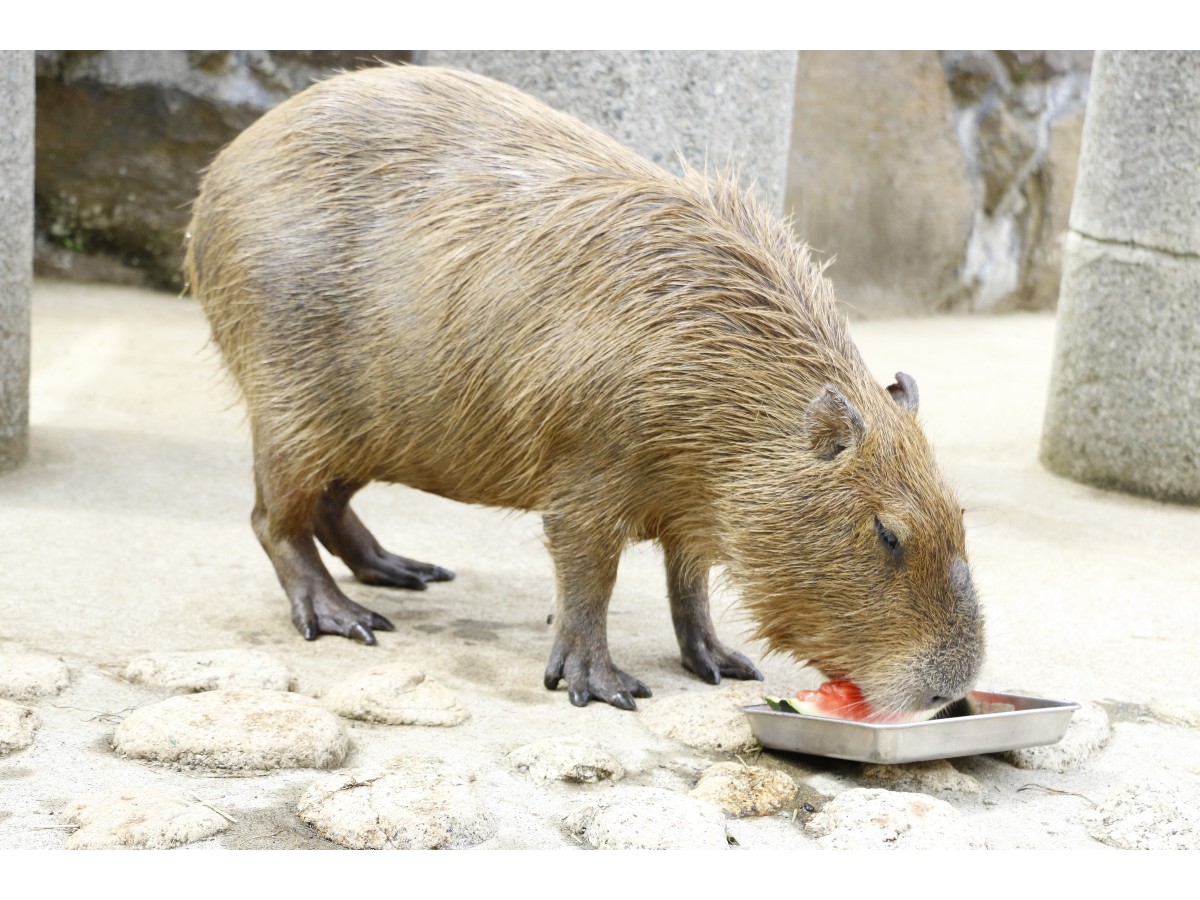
[{"x1": 1, "y1": 280, "x2": 1197, "y2": 850}]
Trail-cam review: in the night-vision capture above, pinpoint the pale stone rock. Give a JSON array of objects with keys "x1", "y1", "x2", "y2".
[
  {"x1": 0, "y1": 698, "x2": 38, "y2": 755},
  {"x1": 689, "y1": 762, "x2": 797, "y2": 817},
  {"x1": 1085, "y1": 781, "x2": 1200, "y2": 850},
  {"x1": 1002, "y1": 701, "x2": 1109, "y2": 772},
  {"x1": 505, "y1": 736, "x2": 624, "y2": 784},
  {"x1": 113, "y1": 689, "x2": 348, "y2": 770},
  {"x1": 0, "y1": 648, "x2": 70, "y2": 701},
  {"x1": 297, "y1": 758, "x2": 495, "y2": 850},
  {"x1": 1149, "y1": 698, "x2": 1200, "y2": 728},
  {"x1": 806, "y1": 787, "x2": 984, "y2": 849},
  {"x1": 639, "y1": 683, "x2": 763, "y2": 753},
  {"x1": 564, "y1": 787, "x2": 730, "y2": 850},
  {"x1": 123, "y1": 648, "x2": 293, "y2": 692},
  {"x1": 861, "y1": 759, "x2": 983, "y2": 795},
  {"x1": 321, "y1": 663, "x2": 468, "y2": 727},
  {"x1": 61, "y1": 788, "x2": 230, "y2": 849}
]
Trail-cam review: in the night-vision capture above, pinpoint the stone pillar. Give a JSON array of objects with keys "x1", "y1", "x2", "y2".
[
  {"x1": 0, "y1": 51, "x2": 35, "y2": 473},
  {"x1": 421, "y1": 51, "x2": 797, "y2": 213},
  {"x1": 1041, "y1": 51, "x2": 1200, "y2": 503}
]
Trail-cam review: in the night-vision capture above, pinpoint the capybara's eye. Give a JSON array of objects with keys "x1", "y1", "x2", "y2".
[{"x1": 874, "y1": 516, "x2": 902, "y2": 560}]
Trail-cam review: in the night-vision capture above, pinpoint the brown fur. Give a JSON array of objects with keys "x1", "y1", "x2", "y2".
[{"x1": 184, "y1": 64, "x2": 984, "y2": 713}]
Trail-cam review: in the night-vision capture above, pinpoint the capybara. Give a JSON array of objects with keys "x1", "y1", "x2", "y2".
[{"x1": 184, "y1": 64, "x2": 984, "y2": 714}]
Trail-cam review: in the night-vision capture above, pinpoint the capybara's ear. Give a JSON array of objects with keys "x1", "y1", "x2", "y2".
[
  {"x1": 886, "y1": 372, "x2": 920, "y2": 413},
  {"x1": 806, "y1": 384, "x2": 867, "y2": 460}
]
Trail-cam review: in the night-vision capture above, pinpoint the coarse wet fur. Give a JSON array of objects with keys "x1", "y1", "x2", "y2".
[{"x1": 184, "y1": 64, "x2": 984, "y2": 715}]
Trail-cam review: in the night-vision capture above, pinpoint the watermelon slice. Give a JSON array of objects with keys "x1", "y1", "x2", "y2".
[
  {"x1": 765, "y1": 679, "x2": 871, "y2": 720},
  {"x1": 764, "y1": 679, "x2": 921, "y2": 723}
]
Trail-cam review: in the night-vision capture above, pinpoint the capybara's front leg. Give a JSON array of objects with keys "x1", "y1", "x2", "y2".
[
  {"x1": 664, "y1": 538, "x2": 763, "y2": 684},
  {"x1": 314, "y1": 480, "x2": 455, "y2": 589},
  {"x1": 541, "y1": 515, "x2": 651, "y2": 710},
  {"x1": 251, "y1": 463, "x2": 394, "y2": 643}
]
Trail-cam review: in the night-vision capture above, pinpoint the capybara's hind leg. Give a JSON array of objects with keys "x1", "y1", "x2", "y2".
[
  {"x1": 313, "y1": 480, "x2": 455, "y2": 589},
  {"x1": 251, "y1": 464, "x2": 394, "y2": 643},
  {"x1": 541, "y1": 514, "x2": 652, "y2": 710},
  {"x1": 663, "y1": 537, "x2": 763, "y2": 684}
]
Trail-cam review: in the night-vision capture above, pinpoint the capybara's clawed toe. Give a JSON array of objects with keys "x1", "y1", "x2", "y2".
[
  {"x1": 681, "y1": 638, "x2": 763, "y2": 685},
  {"x1": 353, "y1": 551, "x2": 452, "y2": 590},
  {"x1": 291, "y1": 589, "x2": 395, "y2": 644},
  {"x1": 544, "y1": 640, "x2": 649, "y2": 711}
]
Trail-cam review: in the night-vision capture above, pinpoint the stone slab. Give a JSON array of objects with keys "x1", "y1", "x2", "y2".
[
  {"x1": 297, "y1": 758, "x2": 495, "y2": 850},
  {"x1": 61, "y1": 788, "x2": 231, "y2": 849},
  {"x1": 123, "y1": 648, "x2": 293, "y2": 692},
  {"x1": 112, "y1": 689, "x2": 348, "y2": 770}
]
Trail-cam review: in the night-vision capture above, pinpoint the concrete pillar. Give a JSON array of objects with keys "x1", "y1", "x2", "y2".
[
  {"x1": 1041, "y1": 51, "x2": 1200, "y2": 503},
  {"x1": 0, "y1": 51, "x2": 34, "y2": 473},
  {"x1": 422, "y1": 51, "x2": 797, "y2": 213}
]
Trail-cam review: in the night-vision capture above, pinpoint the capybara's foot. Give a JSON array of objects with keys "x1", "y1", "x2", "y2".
[
  {"x1": 680, "y1": 637, "x2": 763, "y2": 685},
  {"x1": 292, "y1": 590, "x2": 395, "y2": 644},
  {"x1": 543, "y1": 640, "x2": 652, "y2": 710},
  {"x1": 352, "y1": 551, "x2": 455, "y2": 590}
]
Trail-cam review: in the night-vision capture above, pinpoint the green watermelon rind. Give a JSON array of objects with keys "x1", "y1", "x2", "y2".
[{"x1": 763, "y1": 695, "x2": 820, "y2": 716}]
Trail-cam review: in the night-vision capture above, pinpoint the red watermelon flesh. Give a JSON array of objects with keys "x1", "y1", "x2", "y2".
[{"x1": 775, "y1": 679, "x2": 929, "y2": 723}]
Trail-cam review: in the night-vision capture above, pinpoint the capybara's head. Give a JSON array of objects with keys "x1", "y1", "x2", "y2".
[{"x1": 734, "y1": 373, "x2": 984, "y2": 718}]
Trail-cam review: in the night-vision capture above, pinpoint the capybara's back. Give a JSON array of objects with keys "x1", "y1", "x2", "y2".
[{"x1": 186, "y1": 65, "x2": 983, "y2": 714}]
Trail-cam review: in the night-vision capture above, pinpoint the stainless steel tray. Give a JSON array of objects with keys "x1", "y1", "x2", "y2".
[{"x1": 744, "y1": 690, "x2": 1079, "y2": 764}]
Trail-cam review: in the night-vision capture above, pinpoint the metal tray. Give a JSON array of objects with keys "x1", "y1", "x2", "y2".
[{"x1": 744, "y1": 690, "x2": 1079, "y2": 764}]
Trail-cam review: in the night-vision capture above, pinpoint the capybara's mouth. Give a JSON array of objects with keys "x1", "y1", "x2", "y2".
[{"x1": 840, "y1": 677, "x2": 945, "y2": 724}]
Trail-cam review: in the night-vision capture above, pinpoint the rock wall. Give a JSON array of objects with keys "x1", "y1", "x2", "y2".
[
  {"x1": 786, "y1": 50, "x2": 1091, "y2": 315},
  {"x1": 423, "y1": 50, "x2": 797, "y2": 214},
  {"x1": 33, "y1": 51, "x2": 1090, "y2": 314},
  {"x1": 34, "y1": 51, "x2": 413, "y2": 290}
]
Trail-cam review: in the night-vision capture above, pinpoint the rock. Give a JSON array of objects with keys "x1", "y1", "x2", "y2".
[
  {"x1": 787, "y1": 51, "x2": 974, "y2": 315},
  {"x1": 806, "y1": 787, "x2": 983, "y2": 849},
  {"x1": 861, "y1": 759, "x2": 983, "y2": 795},
  {"x1": 688, "y1": 762, "x2": 797, "y2": 817},
  {"x1": 297, "y1": 758, "x2": 495, "y2": 850},
  {"x1": 0, "y1": 699, "x2": 38, "y2": 756},
  {"x1": 113, "y1": 689, "x2": 348, "y2": 770},
  {"x1": 639, "y1": 683, "x2": 763, "y2": 753},
  {"x1": 1022, "y1": 105, "x2": 1086, "y2": 309},
  {"x1": 123, "y1": 648, "x2": 293, "y2": 692},
  {"x1": 1149, "y1": 699, "x2": 1200, "y2": 728},
  {"x1": 321, "y1": 664, "x2": 468, "y2": 727},
  {"x1": 34, "y1": 51, "x2": 414, "y2": 290},
  {"x1": 0, "y1": 647, "x2": 70, "y2": 701},
  {"x1": 1085, "y1": 781, "x2": 1200, "y2": 850},
  {"x1": 942, "y1": 50, "x2": 1008, "y2": 104},
  {"x1": 998, "y1": 51, "x2": 1095, "y2": 83},
  {"x1": 977, "y1": 101, "x2": 1038, "y2": 213},
  {"x1": 564, "y1": 787, "x2": 730, "y2": 850},
  {"x1": 60, "y1": 788, "x2": 231, "y2": 849},
  {"x1": 505, "y1": 736, "x2": 624, "y2": 784},
  {"x1": 1002, "y1": 701, "x2": 1110, "y2": 772}
]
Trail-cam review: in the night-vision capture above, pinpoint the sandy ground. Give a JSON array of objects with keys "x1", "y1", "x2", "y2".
[{"x1": 1, "y1": 279, "x2": 1197, "y2": 850}]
